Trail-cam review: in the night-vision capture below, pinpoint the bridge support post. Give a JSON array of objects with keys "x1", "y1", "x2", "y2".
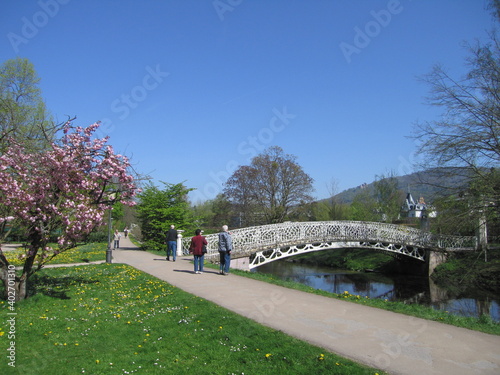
[
  {"x1": 427, "y1": 249, "x2": 448, "y2": 276},
  {"x1": 477, "y1": 211, "x2": 488, "y2": 261},
  {"x1": 231, "y1": 257, "x2": 251, "y2": 271}
]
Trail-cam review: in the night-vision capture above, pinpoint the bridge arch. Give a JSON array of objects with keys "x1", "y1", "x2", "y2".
[{"x1": 181, "y1": 221, "x2": 476, "y2": 269}]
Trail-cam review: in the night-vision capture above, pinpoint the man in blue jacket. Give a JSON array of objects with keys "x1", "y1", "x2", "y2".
[{"x1": 218, "y1": 225, "x2": 232, "y2": 275}]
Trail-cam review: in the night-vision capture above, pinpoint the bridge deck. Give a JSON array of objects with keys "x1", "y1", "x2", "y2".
[{"x1": 181, "y1": 221, "x2": 477, "y2": 268}]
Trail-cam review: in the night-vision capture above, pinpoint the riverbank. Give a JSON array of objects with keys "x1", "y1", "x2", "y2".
[
  {"x1": 431, "y1": 250, "x2": 500, "y2": 294},
  {"x1": 220, "y1": 264, "x2": 500, "y2": 335},
  {"x1": 293, "y1": 247, "x2": 500, "y2": 293}
]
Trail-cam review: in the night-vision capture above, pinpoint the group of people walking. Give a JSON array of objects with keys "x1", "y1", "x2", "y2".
[{"x1": 166, "y1": 224, "x2": 233, "y2": 275}]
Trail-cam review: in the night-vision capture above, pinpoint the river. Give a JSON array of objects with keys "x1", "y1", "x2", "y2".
[{"x1": 253, "y1": 260, "x2": 500, "y2": 322}]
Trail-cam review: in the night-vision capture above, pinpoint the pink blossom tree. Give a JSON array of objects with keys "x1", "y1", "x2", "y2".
[{"x1": 0, "y1": 122, "x2": 137, "y2": 300}]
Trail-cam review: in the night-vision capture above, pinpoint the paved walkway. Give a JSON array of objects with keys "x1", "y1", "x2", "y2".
[{"x1": 75, "y1": 236, "x2": 500, "y2": 374}]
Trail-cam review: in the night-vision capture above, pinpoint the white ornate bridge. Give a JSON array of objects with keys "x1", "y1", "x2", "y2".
[{"x1": 181, "y1": 221, "x2": 477, "y2": 269}]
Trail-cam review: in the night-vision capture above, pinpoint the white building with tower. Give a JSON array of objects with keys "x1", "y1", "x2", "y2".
[{"x1": 401, "y1": 192, "x2": 437, "y2": 218}]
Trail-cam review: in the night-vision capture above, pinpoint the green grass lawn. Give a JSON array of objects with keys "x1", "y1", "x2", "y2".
[
  {"x1": 0, "y1": 264, "x2": 386, "y2": 375},
  {"x1": 4, "y1": 243, "x2": 107, "y2": 266}
]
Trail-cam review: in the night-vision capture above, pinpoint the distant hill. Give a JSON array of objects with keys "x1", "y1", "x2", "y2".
[{"x1": 324, "y1": 170, "x2": 470, "y2": 205}]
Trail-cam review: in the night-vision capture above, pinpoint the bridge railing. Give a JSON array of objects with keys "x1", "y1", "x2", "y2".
[{"x1": 181, "y1": 221, "x2": 477, "y2": 258}]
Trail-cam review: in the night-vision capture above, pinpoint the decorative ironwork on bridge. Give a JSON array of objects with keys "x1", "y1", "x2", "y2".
[{"x1": 181, "y1": 221, "x2": 477, "y2": 269}]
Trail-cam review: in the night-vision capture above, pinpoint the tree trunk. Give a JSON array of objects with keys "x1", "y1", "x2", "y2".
[
  {"x1": 0, "y1": 264, "x2": 27, "y2": 302},
  {"x1": 0, "y1": 240, "x2": 39, "y2": 301},
  {"x1": 2, "y1": 277, "x2": 28, "y2": 302}
]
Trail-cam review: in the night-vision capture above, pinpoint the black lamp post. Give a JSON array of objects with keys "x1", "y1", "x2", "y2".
[
  {"x1": 106, "y1": 207, "x2": 112, "y2": 263},
  {"x1": 104, "y1": 177, "x2": 122, "y2": 264}
]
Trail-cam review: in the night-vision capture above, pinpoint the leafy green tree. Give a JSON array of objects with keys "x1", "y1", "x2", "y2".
[
  {"x1": 310, "y1": 179, "x2": 351, "y2": 221},
  {"x1": 373, "y1": 173, "x2": 405, "y2": 223},
  {"x1": 287, "y1": 195, "x2": 351, "y2": 222},
  {"x1": 209, "y1": 194, "x2": 235, "y2": 228},
  {"x1": 224, "y1": 146, "x2": 314, "y2": 225},
  {"x1": 349, "y1": 188, "x2": 378, "y2": 222},
  {"x1": 189, "y1": 200, "x2": 215, "y2": 231},
  {"x1": 136, "y1": 182, "x2": 196, "y2": 250},
  {"x1": 0, "y1": 58, "x2": 55, "y2": 153},
  {"x1": 192, "y1": 193, "x2": 235, "y2": 230}
]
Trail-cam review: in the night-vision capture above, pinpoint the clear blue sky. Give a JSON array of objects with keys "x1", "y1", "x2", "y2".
[{"x1": 1, "y1": 0, "x2": 496, "y2": 203}]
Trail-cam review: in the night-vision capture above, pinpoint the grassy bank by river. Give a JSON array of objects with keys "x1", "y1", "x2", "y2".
[
  {"x1": 291, "y1": 248, "x2": 396, "y2": 272},
  {"x1": 222, "y1": 264, "x2": 500, "y2": 336},
  {"x1": 292, "y1": 247, "x2": 500, "y2": 294},
  {"x1": 217, "y1": 248, "x2": 500, "y2": 335},
  {"x1": 431, "y1": 250, "x2": 500, "y2": 294}
]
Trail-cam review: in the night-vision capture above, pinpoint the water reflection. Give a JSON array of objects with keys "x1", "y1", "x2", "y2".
[{"x1": 254, "y1": 260, "x2": 500, "y2": 322}]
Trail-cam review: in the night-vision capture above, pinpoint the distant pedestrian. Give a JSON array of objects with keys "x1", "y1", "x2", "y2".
[
  {"x1": 123, "y1": 227, "x2": 129, "y2": 238},
  {"x1": 189, "y1": 229, "x2": 207, "y2": 274},
  {"x1": 165, "y1": 224, "x2": 178, "y2": 261},
  {"x1": 113, "y1": 230, "x2": 121, "y2": 249},
  {"x1": 218, "y1": 225, "x2": 232, "y2": 275}
]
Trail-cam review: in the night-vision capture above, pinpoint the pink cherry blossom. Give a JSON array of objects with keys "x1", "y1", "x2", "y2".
[{"x1": 0, "y1": 121, "x2": 138, "y2": 300}]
